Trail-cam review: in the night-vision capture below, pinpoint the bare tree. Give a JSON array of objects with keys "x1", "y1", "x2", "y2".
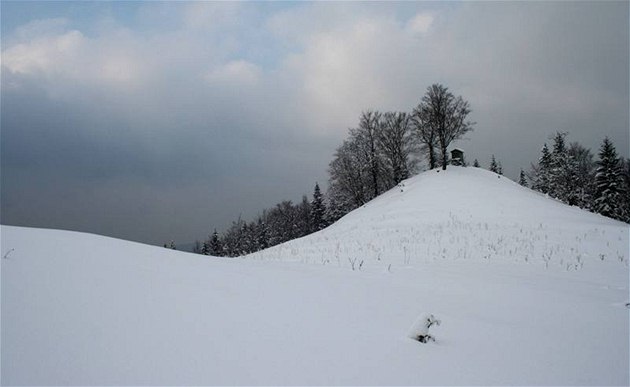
[
  {"x1": 414, "y1": 84, "x2": 474, "y2": 170},
  {"x1": 411, "y1": 103, "x2": 438, "y2": 169},
  {"x1": 351, "y1": 110, "x2": 383, "y2": 197},
  {"x1": 328, "y1": 138, "x2": 368, "y2": 210},
  {"x1": 378, "y1": 111, "x2": 417, "y2": 185}
]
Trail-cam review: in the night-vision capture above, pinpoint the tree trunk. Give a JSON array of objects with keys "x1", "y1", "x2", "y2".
[
  {"x1": 441, "y1": 144, "x2": 448, "y2": 170},
  {"x1": 428, "y1": 146, "x2": 436, "y2": 169}
]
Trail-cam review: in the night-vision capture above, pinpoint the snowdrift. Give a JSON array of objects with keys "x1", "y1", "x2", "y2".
[{"x1": 1, "y1": 167, "x2": 628, "y2": 385}]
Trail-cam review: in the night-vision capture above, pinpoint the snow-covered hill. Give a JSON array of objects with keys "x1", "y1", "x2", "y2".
[
  {"x1": 1, "y1": 167, "x2": 628, "y2": 385},
  {"x1": 250, "y1": 167, "x2": 628, "y2": 271}
]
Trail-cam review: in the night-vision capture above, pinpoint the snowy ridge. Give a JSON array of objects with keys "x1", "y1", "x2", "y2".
[
  {"x1": 1, "y1": 166, "x2": 628, "y2": 385},
  {"x1": 248, "y1": 166, "x2": 628, "y2": 272}
]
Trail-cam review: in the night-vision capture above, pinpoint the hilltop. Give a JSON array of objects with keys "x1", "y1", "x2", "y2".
[{"x1": 250, "y1": 166, "x2": 627, "y2": 271}]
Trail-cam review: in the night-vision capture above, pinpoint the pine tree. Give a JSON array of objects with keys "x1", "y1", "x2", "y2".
[
  {"x1": 568, "y1": 142, "x2": 596, "y2": 209},
  {"x1": 532, "y1": 143, "x2": 552, "y2": 194},
  {"x1": 325, "y1": 183, "x2": 352, "y2": 224},
  {"x1": 548, "y1": 132, "x2": 569, "y2": 201},
  {"x1": 201, "y1": 240, "x2": 210, "y2": 255},
  {"x1": 622, "y1": 158, "x2": 630, "y2": 222},
  {"x1": 473, "y1": 159, "x2": 480, "y2": 168},
  {"x1": 594, "y1": 137, "x2": 625, "y2": 221},
  {"x1": 497, "y1": 161, "x2": 503, "y2": 175},
  {"x1": 208, "y1": 229, "x2": 223, "y2": 256},
  {"x1": 519, "y1": 169, "x2": 527, "y2": 187},
  {"x1": 255, "y1": 216, "x2": 269, "y2": 250},
  {"x1": 311, "y1": 182, "x2": 327, "y2": 231},
  {"x1": 489, "y1": 155, "x2": 499, "y2": 173},
  {"x1": 297, "y1": 195, "x2": 312, "y2": 237}
]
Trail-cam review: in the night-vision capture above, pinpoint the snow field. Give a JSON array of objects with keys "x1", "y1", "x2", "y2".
[{"x1": 2, "y1": 167, "x2": 628, "y2": 385}]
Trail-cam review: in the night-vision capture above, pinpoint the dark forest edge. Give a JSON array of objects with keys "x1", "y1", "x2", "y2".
[{"x1": 165, "y1": 84, "x2": 630, "y2": 255}]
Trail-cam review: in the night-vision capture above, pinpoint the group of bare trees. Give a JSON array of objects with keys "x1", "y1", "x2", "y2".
[
  {"x1": 326, "y1": 111, "x2": 415, "y2": 220},
  {"x1": 413, "y1": 84, "x2": 475, "y2": 170},
  {"x1": 327, "y1": 83, "x2": 474, "y2": 220},
  {"x1": 193, "y1": 83, "x2": 474, "y2": 256}
]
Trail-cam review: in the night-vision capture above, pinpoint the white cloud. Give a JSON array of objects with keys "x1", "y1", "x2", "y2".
[
  {"x1": 182, "y1": 2, "x2": 242, "y2": 29},
  {"x1": 2, "y1": 30, "x2": 85, "y2": 75},
  {"x1": 406, "y1": 12, "x2": 434, "y2": 35},
  {"x1": 204, "y1": 60, "x2": 261, "y2": 86},
  {"x1": 1, "y1": 2, "x2": 627, "y2": 245},
  {"x1": 11, "y1": 17, "x2": 69, "y2": 41}
]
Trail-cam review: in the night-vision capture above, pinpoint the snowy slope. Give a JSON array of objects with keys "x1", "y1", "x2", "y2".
[
  {"x1": 250, "y1": 167, "x2": 628, "y2": 271},
  {"x1": 2, "y1": 167, "x2": 628, "y2": 385}
]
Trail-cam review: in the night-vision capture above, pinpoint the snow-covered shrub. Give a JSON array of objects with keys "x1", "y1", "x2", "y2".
[{"x1": 408, "y1": 314, "x2": 441, "y2": 343}]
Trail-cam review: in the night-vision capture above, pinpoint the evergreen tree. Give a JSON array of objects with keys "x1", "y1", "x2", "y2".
[
  {"x1": 532, "y1": 143, "x2": 552, "y2": 194},
  {"x1": 193, "y1": 240, "x2": 202, "y2": 254},
  {"x1": 473, "y1": 159, "x2": 480, "y2": 168},
  {"x1": 548, "y1": 132, "x2": 570, "y2": 201},
  {"x1": 325, "y1": 183, "x2": 353, "y2": 224},
  {"x1": 622, "y1": 158, "x2": 630, "y2": 222},
  {"x1": 201, "y1": 240, "x2": 210, "y2": 255},
  {"x1": 497, "y1": 161, "x2": 503, "y2": 175},
  {"x1": 208, "y1": 229, "x2": 223, "y2": 256},
  {"x1": 311, "y1": 182, "x2": 327, "y2": 231},
  {"x1": 239, "y1": 222, "x2": 254, "y2": 255},
  {"x1": 297, "y1": 195, "x2": 312, "y2": 237},
  {"x1": 565, "y1": 142, "x2": 595, "y2": 208},
  {"x1": 594, "y1": 137, "x2": 625, "y2": 221},
  {"x1": 489, "y1": 155, "x2": 499, "y2": 173},
  {"x1": 255, "y1": 216, "x2": 269, "y2": 251},
  {"x1": 519, "y1": 169, "x2": 528, "y2": 186}
]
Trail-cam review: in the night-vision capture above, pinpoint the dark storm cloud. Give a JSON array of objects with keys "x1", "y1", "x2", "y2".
[{"x1": 1, "y1": 2, "x2": 628, "y2": 245}]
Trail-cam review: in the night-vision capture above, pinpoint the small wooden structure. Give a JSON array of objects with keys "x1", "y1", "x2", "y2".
[{"x1": 450, "y1": 148, "x2": 465, "y2": 166}]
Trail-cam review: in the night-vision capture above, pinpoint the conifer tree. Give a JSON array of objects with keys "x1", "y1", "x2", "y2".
[
  {"x1": 297, "y1": 195, "x2": 312, "y2": 237},
  {"x1": 201, "y1": 239, "x2": 210, "y2": 255},
  {"x1": 519, "y1": 169, "x2": 528, "y2": 186},
  {"x1": 622, "y1": 158, "x2": 630, "y2": 222},
  {"x1": 255, "y1": 217, "x2": 269, "y2": 250},
  {"x1": 311, "y1": 182, "x2": 327, "y2": 232},
  {"x1": 489, "y1": 155, "x2": 499, "y2": 173},
  {"x1": 549, "y1": 132, "x2": 570, "y2": 201},
  {"x1": 473, "y1": 159, "x2": 480, "y2": 168},
  {"x1": 208, "y1": 229, "x2": 223, "y2": 256},
  {"x1": 532, "y1": 143, "x2": 552, "y2": 194},
  {"x1": 594, "y1": 137, "x2": 625, "y2": 221}
]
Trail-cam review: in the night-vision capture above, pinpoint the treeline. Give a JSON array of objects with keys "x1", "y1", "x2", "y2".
[
  {"x1": 196, "y1": 184, "x2": 328, "y2": 256},
  {"x1": 195, "y1": 83, "x2": 474, "y2": 256},
  {"x1": 523, "y1": 132, "x2": 630, "y2": 222},
  {"x1": 327, "y1": 84, "x2": 473, "y2": 221},
  {"x1": 190, "y1": 85, "x2": 628, "y2": 256}
]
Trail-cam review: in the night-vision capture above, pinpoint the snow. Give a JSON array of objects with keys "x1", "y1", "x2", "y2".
[{"x1": 1, "y1": 167, "x2": 628, "y2": 385}]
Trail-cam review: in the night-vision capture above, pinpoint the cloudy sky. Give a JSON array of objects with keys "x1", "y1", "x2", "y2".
[{"x1": 1, "y1": 1, "x2": 628, "y2": 246}]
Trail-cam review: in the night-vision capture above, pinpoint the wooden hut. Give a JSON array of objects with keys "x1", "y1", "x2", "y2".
[{"x1": 450, "y1": 148, "x2": 465, "y2": 166}]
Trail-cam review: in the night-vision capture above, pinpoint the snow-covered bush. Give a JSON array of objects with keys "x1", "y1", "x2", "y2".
[{"x1": 408, "y1": 314, "x2": 441, "y2": 343}]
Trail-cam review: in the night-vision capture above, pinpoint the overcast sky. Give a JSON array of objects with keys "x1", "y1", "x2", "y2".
[{"x1": 1, "y1": 1, "x2": 628, "y2": 246}]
